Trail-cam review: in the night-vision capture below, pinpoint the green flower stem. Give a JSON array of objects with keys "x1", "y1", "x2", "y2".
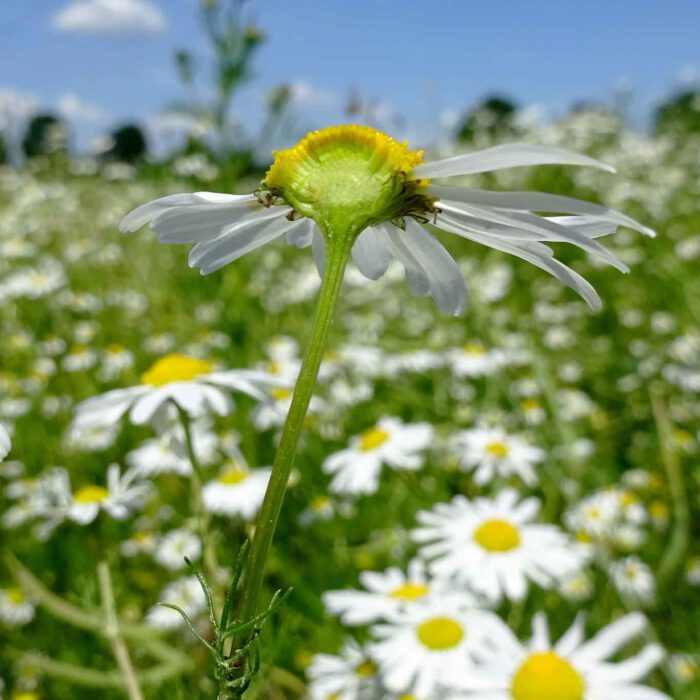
[{"x1": 236, "y1": 232, "x2": 354, "y2": 627}]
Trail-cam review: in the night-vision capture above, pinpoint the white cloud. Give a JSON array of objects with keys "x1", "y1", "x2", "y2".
[
  {"x1": 56, "y1": 94, "x2": 105, "y2": 123},
  {"x1": 52, "y1": 0, "x2": 167, "y2": 35}
]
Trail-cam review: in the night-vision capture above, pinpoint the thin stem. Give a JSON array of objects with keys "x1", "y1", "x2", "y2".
[
  {"x1": 178, "y1": 407, "x2": 220, "y2": 592},
  {"x1": 236, "y1": 235, "x2": 353, "y2": 626},
  {"x1": 650, "y1": 386, "x2": 690, "y2": 585},
  {"x1": 97, "y1": 561, "x2": 145, "y2": 700}
]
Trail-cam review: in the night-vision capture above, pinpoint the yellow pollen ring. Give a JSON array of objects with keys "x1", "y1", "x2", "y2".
[
  {"x1": 264, "y1": 124, "x2": 424, "y2": 191},
  {"x1": 485, "y1": 441, "x2": 510, "y2": 458},
  {"x1": 512, "y1": 651, "x2": 585, "y2": 700},
  {"x1": 141, "y1": 354, "x2": 213, "y2": 386},
  {"x1": 218, "y1": 469, "x2": 249, "y2": 485},
  {"x1": 354, "y1": 660, "x2": 377, "y2": 678},
  {"x1": 473, "y1": 518, "x2": 521, "y2": 552}
]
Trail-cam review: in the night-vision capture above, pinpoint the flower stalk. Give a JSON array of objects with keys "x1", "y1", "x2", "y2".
[{"x1": 235, "y1": 228, "x2": 354, "y2": 628}]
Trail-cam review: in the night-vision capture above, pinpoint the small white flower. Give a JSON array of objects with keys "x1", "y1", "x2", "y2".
[
  {"x1": 368, "y1": 594, "x2": 503, "y2": 698},
  {"x1": 323, "y1": 417, "x2": 433, "y2": 496},
  {"x1": 449, "y1": 341, "x2": 505, "y2": 377},
  {"x1": 307, "y1": 639, "x2": 380, "y2": 700},
  {"x1": 72, "y1": 354, "x2": 281, "y2": 430},
  {"x1": 451, "y1": 426, "x2": 544, "y2": 485},
  {"x1": 153, "y1": 528, "x2": 201, "y2": 570},
  {"x1": 0, "y1": 423, "x2": 10, "y2": 461},
  {"x1": 145, "y1": 576, "x2": 206, "y2": 629},
  {"x1": 609, "y1": 556, "x2": 656, "y2": 605},
  {"x1": 323, "y1": 559, "x2": 434, "y2": 626},
  {"x1": 0, "y1": 587, "x2": 35, "y2": 626},
  {"x1": 458, "y1": 612, "x2": 669, "y2": 700},
  {"x1": 202, "y1": 463, "x2": 271, "y2": 519},
  {"x1": 68, "y1": 464, "x2": 150, "y2": 524},
  {"x1": 413, "y1": 490, "x2": 585, "y2": 602}
]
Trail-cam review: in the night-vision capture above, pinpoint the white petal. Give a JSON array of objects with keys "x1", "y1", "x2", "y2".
[
  {"x1": 380, "y1": 223, "x2": 429, "y2": 295},
  {"x1": 573, "y1": 613, "x2": 647, "y2": 663},
  {"x1": 401, "y1": 219, "x2": 467, "y2": 315},
  {"x1": 429, "y1": 185, "x2": 654, "y2": 237},
  {"x1": 189, "y1": 214, "x2": 290, "y2": 274},
  {"x1": 414, "y1": 143, "x2": 615, "y2": 178},
  {"x1": 589, "y1": 644, "x2": 664, "y2": 684},
  {"x1": 119, "y1": 192, "x2": 257, "y2": 234},
  {"x1": 351, "y1": 227, "x2": 392, "y2": 280},
  {"x1": 285, "y1": 218, "x2": 314, "y2": 248}
]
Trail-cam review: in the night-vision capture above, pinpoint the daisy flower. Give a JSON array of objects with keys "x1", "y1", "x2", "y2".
[
  {"x1": 368, "y1": 594, "x2": 503, "y2": 698},
  {"x1": 153, "y1": 527, "x2": 201, "y2": 571},
  {"x1": 0, "y1": 423, "x2": 10, "y2": 461},
  {"x1": 202, "y1": 462, "x2": 272, "y2": 519},
  {"x1": 121, "y1": 125, "x2": 652, "y2": 316},
  {"x1": 449, "y1": 342, "x2": 505, "y2": 377},
  {"x1": 609, "y1": 556, "x2": 656, "y2": 605},
  {"x1": 322, "y1": 416, "x2": 433, "y2": 496},
  {"x1": 307, "y1": 638, "x2": 381, "y2": 700},
  {"x1": 72, "y1": 353, "x2": 281, "y2": 429},
  {"x1": 451, "y1": 426, "x2": 545, "y2": 485},
  {"x1": 0, "y1": 587, "x2": 35, "y2": 626},
  {"x1": 412, "y1": 490, "x2": 585, "y2": 602},
  {"x1": 458, "y1": 612, "x2": 669, "y2": 700},
  {"x1": 323, "y1": 559, "x2": 434, "y2": 626},
  {"x1": 68, "y1": 464, "x2": 150, "y2": 525},
  {"x1": 145, "y1": 576, "x2": 206, "y2": 630}
]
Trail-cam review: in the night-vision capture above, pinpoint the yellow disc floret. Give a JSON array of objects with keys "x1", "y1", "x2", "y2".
[
  {"x1": 359, "y1": 427, "x2": 390, "y2": 452},
  {"x1": 389, "y1": 582, "x2": 430, "y2": 601},
  {"x1": 416, "y1": 616, "x2": 464, "y2": 650},
  {"x1": 74, "y1": 485, "x2": 109, "y2": 504},
  {"x1": 512, "y1": 652, "x2": 585, "y2": 700},
  {"x1": 141, "y1": 354, "x2": 213, "y2": 386},
  {"x1": 473, "y1": 518, "x2": 521, "y2": 552},
  {"x1": 262, "y1": 125, "x2": 433, "y2": 236}
]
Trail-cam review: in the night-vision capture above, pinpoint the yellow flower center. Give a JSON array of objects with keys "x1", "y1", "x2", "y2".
[
  {"x1": 522, "y1": 399, "x2": 542, "y2": 411},
  {"x1": 359, "y1": 427, "x2": 390, "y2": 452},
  {"x1": 74, "y1": 485, "x2": 109, "y2": 504},
  {"x1": 272, "y1": 387, "x2": 292, "y2": 400},
  {"x1": 219, "y1": 469, "x2": 249, "y2": 485},
  {"x1": 13, "y1": 694, "x2": 40, "y2": 700},
  {"x1": 141, "y1": 354, "x2": 213, "y2": 386},
  {"x1": 473, "y1": 518, "x2": 521, "y2": 552},
  {"x1": 310, "y1": 495, "x2": 330, "y2": 510},
  {"x1": 262, "y1": 125, "x2": 431, "y2": 235},
  {"x1": 6, "y1": 587, "x2": 25, "y2": 605},
  {"x1": 389, "y1": 582, "x2": 430, "y2": 601},
  {"x1": 486, "y1": 441, "x2": 510, "y2": 458},
  {"x1": 512, "y1": 652, "x2": 585, "y2": 700},
  {"x1": 355, "y1": 660, "x2": 377, "y2": 678},
  {"x1": 463, "y1": 342, "x2": 486, "y2": 355},
  {"x1": 416, "y1": 616, "x2": 464, "y2": 650}
]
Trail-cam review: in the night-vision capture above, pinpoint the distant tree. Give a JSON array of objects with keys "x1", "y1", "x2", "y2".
[
  {"x1": 655, "y1": 90, "x2": 700, "y2": 136},
  {"x1": 457, "y1": 95, "x2": 518, "y2": 142},
  {"x1": 105, "y1": 124, "x2": 148, "y2": 163},
  {"x1": 22, "y1": 113, "x2": 69, "y2": 158}
]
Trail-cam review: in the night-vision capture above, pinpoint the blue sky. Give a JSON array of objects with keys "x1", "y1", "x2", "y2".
[{"x1": 1, "y1": 0, "x2": 699, "y2": 150}]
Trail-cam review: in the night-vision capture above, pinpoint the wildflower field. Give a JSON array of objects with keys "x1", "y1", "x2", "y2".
[{"x1": 1, "y1": 107, "x2": 699, "y2": 700}]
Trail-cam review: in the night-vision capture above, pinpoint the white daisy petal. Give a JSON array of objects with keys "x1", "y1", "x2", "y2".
[
  {"x1": 414, "y1": 143, "x2": 615, "y2": 178},
  {"x1": 351, "y1": 227, "x2": 392, "y2": 280}
]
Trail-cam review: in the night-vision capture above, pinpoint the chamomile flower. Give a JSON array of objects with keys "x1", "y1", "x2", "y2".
[
  {"x1": 153, "y1": 528, "x2": 201, "y2": 570},
  {"x1": 322, "y1": 417, "x2": 433, "y2": 496},
  {"x1": 0, "y1": 423, "x2": 10, "y2": 461},
  {"x1": 449, "y1": 341, "x2": 505, "y2": 377},
  {"x1": 451, "y1": 426, "x2": 544, "y2": 485},
  {"x1": 121, "y1": 125, "x2": 652, "y2": 316},
  {"x1": 145, "y1": 576, "x2": 206, "y2": 630},
  {"x1": 307, "y1": 639, "x2": 380, "y2": 700},
  {"x1": 609, "y1": 556, "x2": 656, "y2": 605},
  {"x1": 458, "y1": 612, "x2": 669, "y2": 700},
  {"x1": 202, "y1": 462, "x2": 272, "y2": 519},
  {"x1": 368, "y1": 594, "x2": 503, "y2": 697},
  {"x1": 67, "y1": 464, "x2": 150, "y2": 524},
  {"x1": 323, "y1": 559, "x2": 433, "y2": 626},
  {"x1": 0, "y1": 587, "x2": 35, "y2": 626},
  {"x1": 72, "y1": 354, "x2": 280, "y2": 430},
  {"x1": 413, "y1": 490, "x2": 585, "y2": 602}
]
